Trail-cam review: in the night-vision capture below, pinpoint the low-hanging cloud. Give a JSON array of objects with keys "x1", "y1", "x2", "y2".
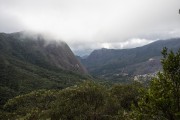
[{"x1": 0, "y1": 0, "x2": 180, "y2": 55}]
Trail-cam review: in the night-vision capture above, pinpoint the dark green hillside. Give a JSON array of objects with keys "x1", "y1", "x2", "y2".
[
  {"x1": 0, "y1": 32, "x2": 87, "y2": 73},
  {"x1": 1, "y1": 48, "x2": 180, "y2": 120},
  {"x1": 81, "y1": 38, "x2": 180, "y2": 78},
  {"x1": 0, "y1": 32, "x2": 90, "y2": 107},
  {"x1": 1, "y1": 81, "x2": 142, "y2": 120}
]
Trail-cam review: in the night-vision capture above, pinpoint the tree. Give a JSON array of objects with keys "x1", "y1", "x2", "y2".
[
  {"x1": 3, "y1": 90, "x2": 58, "y2": 120},
  {"x1": 49, "y1": 81, "x2": 109, "y2": 120},
  {"x1": 132, "y1": 48, "x2": 180, "y2": 120},
  {"x1": 110, "y1": 82, "x2": 142, "y2": 111}
]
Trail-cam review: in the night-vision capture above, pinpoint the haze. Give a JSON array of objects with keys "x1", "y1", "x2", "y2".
[{"x1": 0, "y1": 0, "x2": 180, "y2": 55}]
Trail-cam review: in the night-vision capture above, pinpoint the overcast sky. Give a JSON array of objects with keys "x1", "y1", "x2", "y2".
[{"x1": 0, "y1": 0, "x2": 180, "y2": 55}]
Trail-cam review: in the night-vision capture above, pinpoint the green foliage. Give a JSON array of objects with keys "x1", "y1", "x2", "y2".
[
  {"x1": 50, "y1": 81, "x2": 109, "y2": 120},
  {"x1": 0, "y1": 65, "x2": 88, "y2": 107},
  {"x1": 110, "y1": 82, "x2": 142, "y2": 111},
  {"x1": 0, "y1": 87, "x2": 16, "y2": 109},
  {"x1": 132, "y1": 48, "x2": 180, "y2": 120},
  {"x1": 0, "y1": 53, "x2": 90, "y2": 107},
  {"x1": 2, "y1": 32, "x2": 180, "y2": 120},
  {"x1": 3, "y1": 90, "x2": 59, "y2": 119},
  {"x1": 1, "y1": 81, "x2": 142, "y2": 120},
  {"x1": 0, "y1": 32, "x2": 90, "y2": 108}
]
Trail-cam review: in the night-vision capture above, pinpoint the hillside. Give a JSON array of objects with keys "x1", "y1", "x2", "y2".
[
  {"x1": 81, "y1": 38, "x2": 180, "y2": 80},
  {"x1": 1, "y1": 47, "x2": 180, "y2": 120},
  {"x1": 0, "y1": 32, "x2": 87, "y2": 74},
  {"x1": 0, "y1": 32, "x2": 89, "y2": 106}
]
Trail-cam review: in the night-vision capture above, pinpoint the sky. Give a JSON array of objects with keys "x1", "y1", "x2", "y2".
[{"x1": 0, "y1": 0, "x2": 180, "y2": 56}]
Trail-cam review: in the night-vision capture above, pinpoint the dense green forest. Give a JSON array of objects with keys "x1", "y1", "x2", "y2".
[
  {"x1": 0, "y1": 32, "x2": 92, "y2": 110},
  {"x1": 0, "y1": 48, "x2": 180, "y2": 120},
  {"x1": 0, "y1": 55, "x2": 90, "y2": 108}
]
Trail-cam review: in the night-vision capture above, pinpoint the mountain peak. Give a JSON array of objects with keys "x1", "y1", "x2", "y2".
[
  {"x1": 0, "y1": 32, "x2": 88, "y2": 74},
  {"x1": 80, "y1": 38, "x2": 180, "y2": 79}
]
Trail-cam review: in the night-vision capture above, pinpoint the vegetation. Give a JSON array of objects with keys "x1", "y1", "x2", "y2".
[
  {"x1": 1, "y1": 33, "x2": 180, "y2": 120},
  {"x1": 0, "y1": 32, "x2": 90, "y2": 109},
  {"x1": 0, "y1": 81, "x2": 142, "y2": 120},
  {"x1": 0, "y1": 56, "x2": 90, "y2": 108},
  {"x1": 81, "y1": 39, "x2": 180, "y2": 80},
  {"x1": 131, "y1": 48, "x2": 180, "y2": 120},
  {"x1": 1, "y1": 48, "x2": 180, "y2": 120}
]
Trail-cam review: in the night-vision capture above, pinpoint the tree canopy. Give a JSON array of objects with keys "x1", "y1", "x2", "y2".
[{"x1": 132, "y1": 48, "x2": 180, "y2": 120}]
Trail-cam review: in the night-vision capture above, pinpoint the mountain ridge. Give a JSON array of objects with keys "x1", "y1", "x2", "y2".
[
  {"x1": 80, "y1": 38, "x2": 180, "y2": 80},
  {"x1": 0, "y1": 32, "x2": 90, "y2": 106},
  {"x1": 0, "y1": 32, "x2": 87, "y2": 74}
]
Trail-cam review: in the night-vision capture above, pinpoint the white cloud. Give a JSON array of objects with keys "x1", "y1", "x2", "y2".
[
  {"x1": 0, "y1": 0, "x2": 180, "y2": 55},
  {"x1": 72, "y1": 38, "x2": 155, "y2": 55}
]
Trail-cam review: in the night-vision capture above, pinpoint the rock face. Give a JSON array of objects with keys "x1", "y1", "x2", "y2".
[{"x1": 0, "y1": 32, "x2": 87, "y2": 74}]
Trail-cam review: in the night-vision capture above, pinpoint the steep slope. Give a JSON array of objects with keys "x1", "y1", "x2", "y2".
[
  {"x1": 0, "y1": 32, "x2": 89, "y2": 106},
  {"x1": 0, "y1": 32, "x2": 87, "y2": 74},
  {"x1": 81, "y1": 38, "x2": 180, "y2": 78}
]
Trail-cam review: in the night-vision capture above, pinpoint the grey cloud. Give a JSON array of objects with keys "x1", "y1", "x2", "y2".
[
  {"x1": 0, "y1": 11, "x2": 24, "y2": 33},
  {"x1": 0, "y1": 0, "x2": 180, "y2": 56}
]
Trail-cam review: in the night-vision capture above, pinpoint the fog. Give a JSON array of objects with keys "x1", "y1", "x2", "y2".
[{"x1": 0, "y1": 0, "x2": 180, "y2": 55}]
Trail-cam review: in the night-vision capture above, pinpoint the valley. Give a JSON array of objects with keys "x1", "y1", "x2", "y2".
[
  {"x1": 79, "y1": 38, "x2": 180, "y2": 83},
  {"x1": 0, "y1": 32, "x2": 180, "y2": 119}
]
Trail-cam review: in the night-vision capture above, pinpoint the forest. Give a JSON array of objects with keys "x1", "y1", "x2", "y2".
[{"x1": 0, "y1": 48, "x2": 180, "y2": 120}]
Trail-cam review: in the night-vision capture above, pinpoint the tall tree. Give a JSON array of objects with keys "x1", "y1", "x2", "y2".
[{"x1": 132, "y1": 48, "x2": 180, "y2": 120}]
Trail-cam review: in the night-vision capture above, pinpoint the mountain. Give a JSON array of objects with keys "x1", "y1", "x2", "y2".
[
  {"x1": 0, "y1": 32, "x2": 87, "y2": 74},
  {"x1": 0, "y1": 32, "x2": 89, "y2": 106},
  {"x1": 81, "y1": 38, "x2": 180, "y2": 80}
]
